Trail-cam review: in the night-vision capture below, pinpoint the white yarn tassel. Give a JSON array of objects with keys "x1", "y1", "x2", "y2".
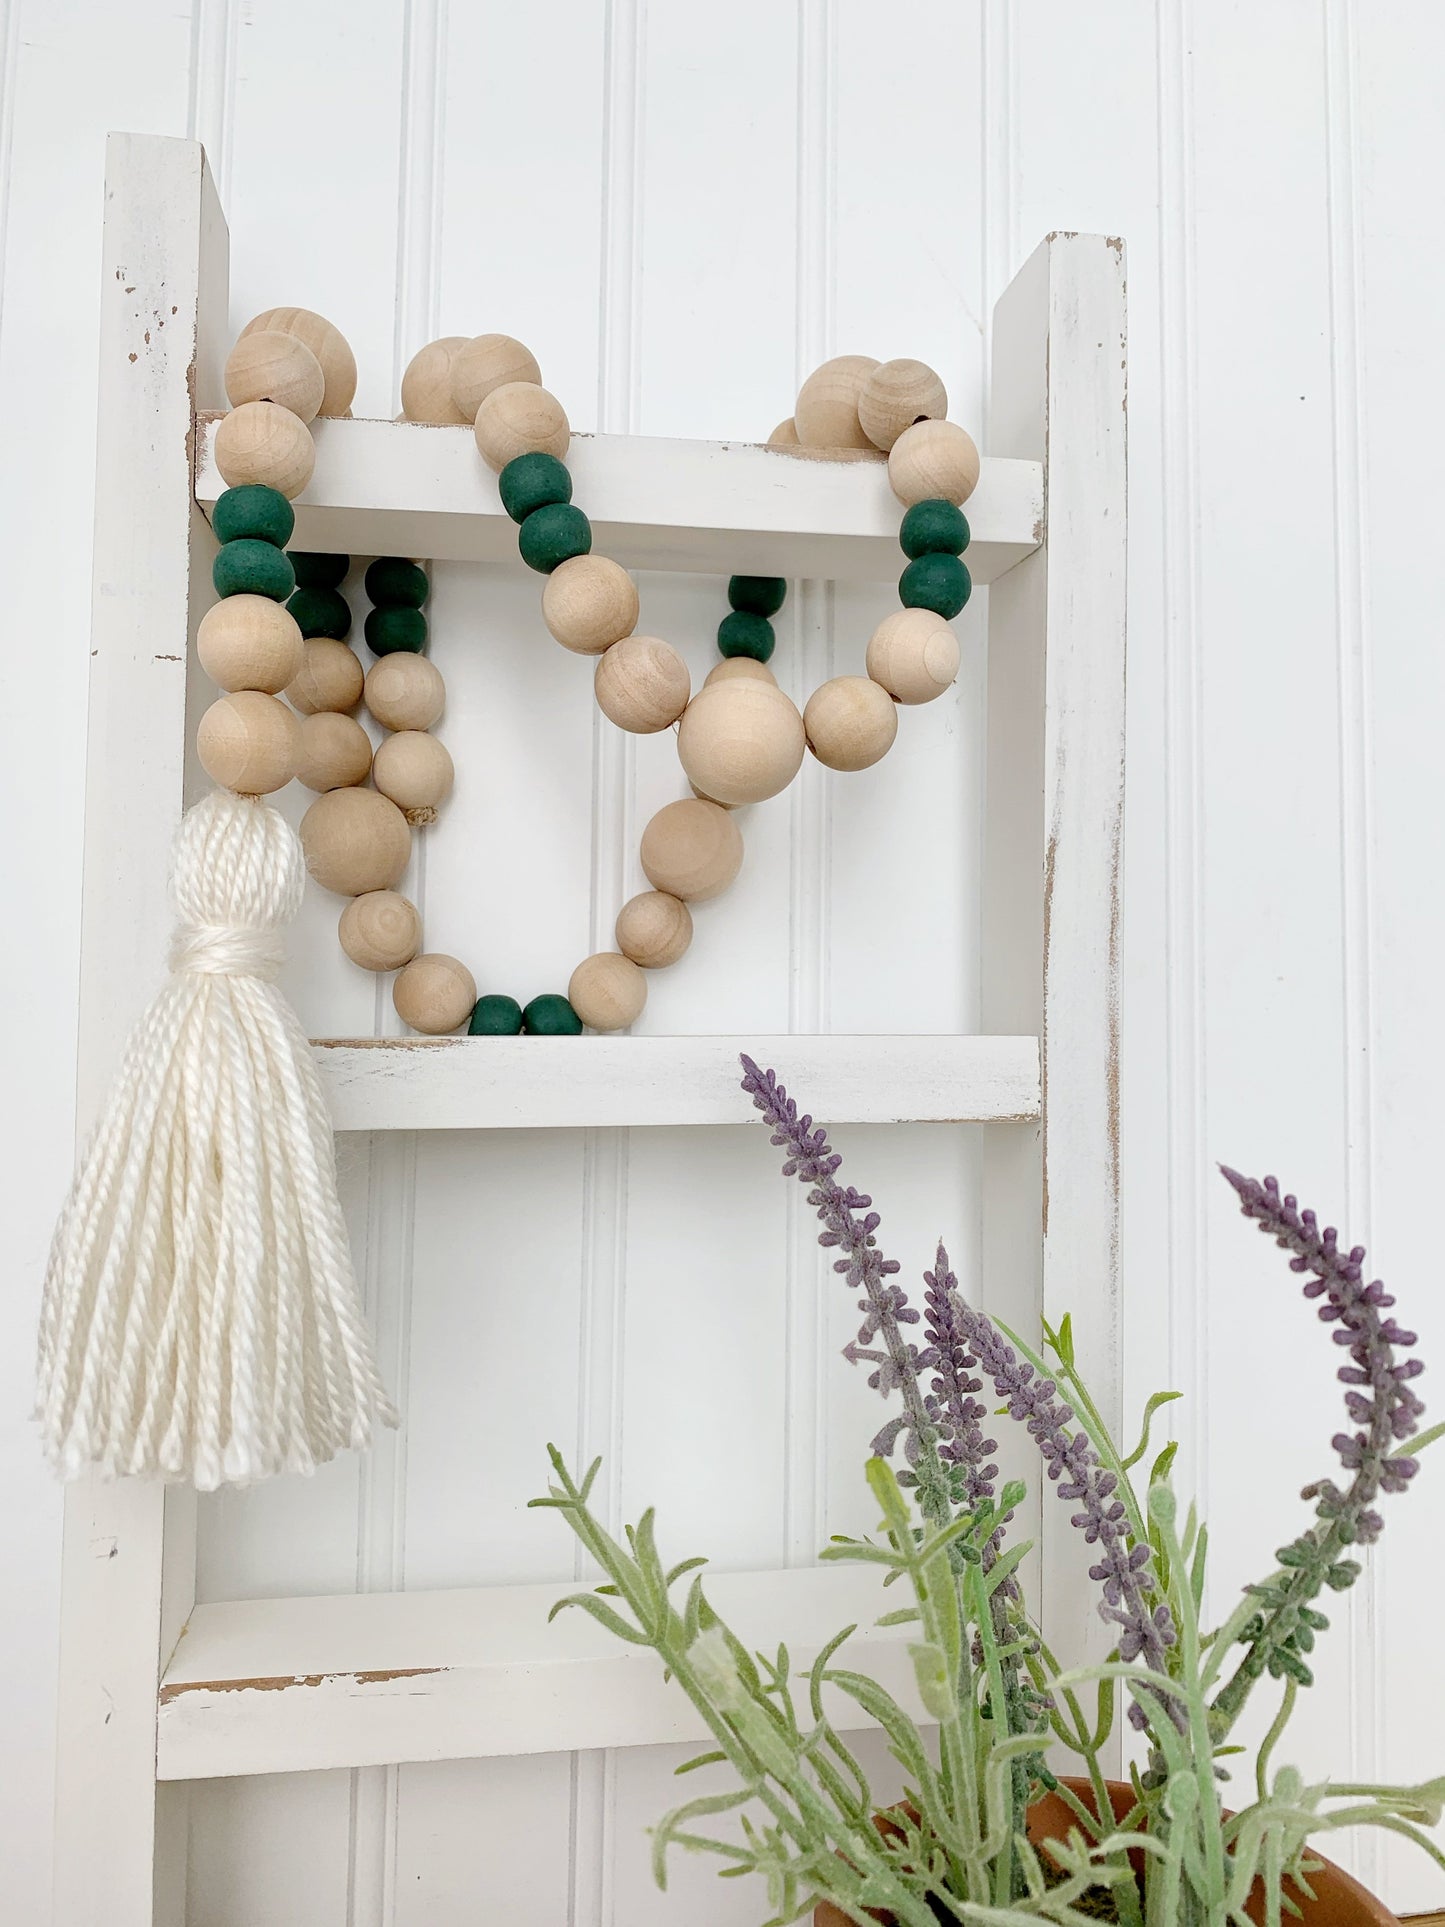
[{"x1": 37, "y1": 788, "x2": 397, "y2": 1490}]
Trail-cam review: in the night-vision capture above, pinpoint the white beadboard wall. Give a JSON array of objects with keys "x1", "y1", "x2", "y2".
[{"x1": 2, "y1": 3, "x2": 1442, "y2": 1923}]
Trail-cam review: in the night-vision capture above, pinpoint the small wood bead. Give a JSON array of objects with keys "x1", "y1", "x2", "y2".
[
  {"x1": 594, "y1": 635, "x2": 690, "y2": 734},
  {"x1": 400, "y1": 336, "x2": 470, "y2": 424},
  {"x1": 241, "y1": 307, "x2": 357, "y2": 417},
  {"x1": 473, "y1": 382, "x2": 569, "y2": 470},
  {"x1": 866, "y1": 607, "x2": 961, "y2": 705},
  {"x1": 615, "y1": 891, "x2": 693, "y2": 969},
  {"x1": 767, "y1": 417, "x2": 800, "y2": 448},
  {"x1": 196, "y1": 690, "x2": 300, "y2": 795},
  {"x1": 364, "y1": 653, "x2": 446, "y2": 732},
  {"x1": 803, "y1": 675, "x2": 899, "y2": 772},
  {"x1": 568, "y1": 952, "x2": 647, "y2": 1032},
  {"x1": 373, "y1": 730, "x2": 454, "y2": 820},
  {"x1": 224, "y1": 330, "x2": 325, "y2": 422},
  {"x1": 449, "y1": 334, "x2": 542, "y2": 421},
  {"x1": 676, "y1": 679, "x2": 806, "y2": 807},
  {"x1": 857, "y1": 358, "x2": 948, "y2": 452},
  {"x1": 214, "y1": 401, "x2": 316, "y2": 498},
  {"x1": 286, "y1": 638, "x2": 365, "y2": 714},
  {"x1": 339, "y1": 891, "x2": 422, "y2": 971},
  {"x1": 295, "y1": 711, "x2": 374, "y2": 792},
  {"x1": 887, "y1": 418, "x2": 981, "y2": 507},
  {"x1": 793, "y1": 355, "x2": 879, "y2": 449},
  {"x1": 542, "y1": 554, "x2": 639, "y2": 654},
  {"x1": 640, "y1": 798, "x2": 744, "y2": 902},
  {"x1": 393, "y1": 953, "x2": 477, "y2": 1035},
  {"x1": 300, "y1": 786, "x2": 411, "y2": 895},
  {"x1": 704, "y1": 657, "x2": 776, "y2": 688},
  {"x1": 197, "y1": 594, "x2": 303, "y2": 693}
]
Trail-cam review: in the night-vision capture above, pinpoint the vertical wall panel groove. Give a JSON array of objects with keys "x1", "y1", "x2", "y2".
[{"x1": 0, "y1": 0, "x2": 22, "y2": 340}]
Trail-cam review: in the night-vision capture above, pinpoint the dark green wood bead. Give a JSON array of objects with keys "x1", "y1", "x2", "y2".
[
  {"x1": 523, "y1": 993, "x2": 583, "y2": 1036},
  {"x1": 364, "y1": 606, "x2": 427, "y2": 656},
  {"x1": 499, "y1": 453, "x2": 572, "y2": 524},
  {"x1": 717, "y1": 610, "x2": 775, "y2": 662},
  {"x1": 518, "y1": 502, "x2": 592, "y2": 574},
  {"x1": 899, "y1": 499, "x2": 970, "y2": 560},
  {"x1": 213, "y1": 538, "x2": 296, "y2": 602},
  {"x1": 727, "y1": 574, "x2": 787, "y2": 617},
  {"x1": 213, "y1": 484, "x2": 295, "y2": 549},
  {"x1": 468, "y1": 993, "x2": 525, "y2": 1036},
  {"x1": 364, "y1": 557, "x2": 429, "y2": 608},
  {"x1": 291, "y1": 552, "x2": 350, "y2": 591},
  {"x1": 287, "y1": 587, "x2": 352, "y2": 640},
  {"x1": 898, "y1": 553, "x2": 971, "y2": 620}
]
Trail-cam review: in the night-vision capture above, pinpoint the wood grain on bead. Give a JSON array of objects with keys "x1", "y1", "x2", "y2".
[
  {"x1": 857, "y1": 358, "x2": 948, "y2": 452},
  {"x1": 887, "y1": 417, "x2": 981, "y2": 506},
  {"x1": 767, "y1": 417, "x2": 800, "y2": 447},
  {"x1": 393, "y1": 953, "x2": 477, "y2": 1035},
  {"x1": 286, "y1": 638, "x2": 365, "y2": 715},
  {"x1": 400, "y1": 336, "x2": 470, "y2": 424},
  {"x1": 448, "y1": 334, "x2": 541, "y2": 421},
  {"x1": 793, "y1": 355, "x2": 879, "y2": 449},
  {"x1": 568, "y1": 952, "x2": 647, "y2": 1032},
  {"x1": 640, "y1": 798, "x2": 744, "y2": 902},
  {"x1": 615, "y1": 890, "x2": 693, "y2": 969},
  {"x1": 704, "y1": 656, "x2": 776, "y2": 688},
  {"x1": 196, "y1": 690, "x2": 300, "y2": 796},
  {"x1": 241, "y1": 307, "x2": 357, "y2": 417},
  {"x1": 473, "y1": 382, "x2": 569, "y2": 471},
  {"x1": 373, "y1": 730, "x2": 454, "y2": 819},
  {"x1": 594, "y1": 635, "x2": 690, "y2": 733},
  {"x1": 214, "y1": 401, "x2": 316, "y2": 499},
  {"x1": 300, "y1": 786, "x2": 411, "y2": 896},
  {"x1": 224, "y1": 330, "x2": 325, "y2": 422},
  {"x1": 338, "y1": 891, "x2": 422, "y2": 972},
  {"x1": 364, "y1": 652, "x2": 446, "y2": 731},
  {"x1": 866, "y1": 606, "x2": 961, "y2": 704},
  {"x1": 196, "y1": 594, "x2": 303, "y2": 693},
  {"x1": 542, "y1": 554, "x2": 639, "y2": 654},
  {"x1": 295, "y1": 711, "x2": 373, "y2": 792},
  {"x1": 676, "y1": 678, "x2": 806, "y2": 806},
  {"x1": 803, "y1": 674, "x2": 899, "y2": 771}
]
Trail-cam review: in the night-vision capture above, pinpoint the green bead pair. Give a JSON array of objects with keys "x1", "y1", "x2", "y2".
[
  {"x1": 468, "y1": 992, "x2": 582, "y2": 1037},
  {"x1": 354, "y1": 554, "x2": 430, "y2": 655},
  {"x1": 718, "y1": 574, "x2": 786, "y2": 663}
]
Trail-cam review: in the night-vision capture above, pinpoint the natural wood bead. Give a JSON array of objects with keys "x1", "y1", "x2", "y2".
[
  {"x1": 373, "y1": 730, "x2": 454, "y2": 821},
  {"x1": 338, "y1": 890, "x2": 422, "y2": 971},
  {"x1": 568, "y1": 951, "x2": 647, "y2": 1032},
  {"x1": 857, "y1": 358, "x2": 948, "y2": 452},
  {"x1": 640, "y1": 797, "x2": 744, "y2": 902},
  {"x1": 704, "y1": 657, "x2": 776, "y2": 688},
  {"x1": 364, "y1": 653, "x2": 446, "y2": 732},
  {"x1": 887, "y1": 418, "x2": 981, "y2": 507},
  {"x1": 196, "y1": 690, "x2": 300, "y2": 795},
  {"x1": 473, "y1": 382, "x2": 569, "y2": 471},
  {"x1": 286, "y1": 638, "x2": 365, "y2": 714},
  {"x1": 197, "y1": 594, "x2": 303, "y2": 693},
  {"x1": 300, "y1": 786, "x2": 411, "y2": 896},
  {"x1": 594, "y1": 635, "x2": 690, "y2": 734},
  {"x1": 241, "y1": 307, "x2": 357, "y2": 417},
  {"x1": 541, "y1": 554, "x2": 638, "y2": 654},
  {"x1": 400, "y1": 336, "x2": 470, "y2": 424},
  {"x1": 676, "y1": 679, "x2": 806, "y2": 807},
  {"x1": 214, "y1": 401, "x2": 316, "y2": 499},
  {"x1": 866, "y1": 607, "x2": 961, "y2": 705},
  {"x1": 449, "y1": 333, "x2": 542, "y2": 421},
  {"x1": 615, "y1": 891, "x2": 693, "y2": 969},
  {"x1": 767, "y1": 417, "x2": 800, "y2": 448},
  {"x1": 224, "y1": 330, "x2": 325, "y2": 422},
  {"x1": 393, "y1": 953, "x2": 477, "y2": 1035},
  {"x1": 295, "y1": 711, "x2": 373, "y2": 792},
  {"x1": 804, "y1": 675, "x2": 899, "y2": 771},
  {"x1": 793, "y1": 355, "x2": 879, "y2": 450}
]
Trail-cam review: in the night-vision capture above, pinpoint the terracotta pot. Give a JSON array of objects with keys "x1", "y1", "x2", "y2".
[{"x1": 814, "y1": 1779, "x2": 1398, "y2": 1927}]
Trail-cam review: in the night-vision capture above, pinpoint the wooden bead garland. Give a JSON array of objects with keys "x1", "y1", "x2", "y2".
[{"x1": 240, "y1": 307, "x2": 357, "y2": 417}]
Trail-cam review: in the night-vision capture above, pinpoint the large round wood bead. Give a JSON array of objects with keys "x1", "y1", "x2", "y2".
[
  {"x1": 615, "y1": 891, "x2": 692, "y2": 969},
  {"x1": 241, "y1": 307, "x2": 357, "y2": 417},
  {"x1": 568, "y1": 952, "x2": 647, "y2": 1032},
  {"x1": 449, "y1": 334, "x2": 541, "y2": 421},
  {"x1": 197, "y1": 594, "x2": 303, "y2": 693},
  {"x1": 196, "y1": 690, "x2": 300, "y2": 795},
  {"x1": 594, "y1": 635, "x2": 690, "y2": 733},
  {"x1": 287, "y1": 638, "x2": 365, "y2": 714},
  {"x1": 373, "y1": 730, "x2": 454, "y2": 819},
  {"x1": 866, "y1": 607, "x2": 961, "y2": 705},
  {"x1": 214, "y1": 401, "x2": 316, "y2": 498},
  {"x1": 887, "y1": 418, "x2": 980, "y2": 507},
  {"x1": 339, "y1": 891, "x2": 422, "y2": 971},
  {"x1": 676, "y1": 679, "x2": 806, "y2": 807},
  {"x1": 295, "y1": 710, "x2": 373, "y2": 792},
  {"x1": 393, "y1": 953, "x2": 477, "y2": 1035},
  {"x1": 400, "y1": 336, "x2": 470, "y2": 423},
  {"x1": 300, "y1": 786, "x2": 411, "y2": 895},
  {"x1": 705, "y1": 657, "x2": 776, "y2": 688},
  {"x1": 793, "y1": 355, "x2": 879, "y2": 450},
  {"x1": 640, "y1": 798, "x2": 744, "y2": 902},
  {"x1": 857, "y1": 358, "x2": 948, "y2": 452},
  {"x1": 542, "y1": 555, "x2": 638, "y2": 654},
  {"x1": 473, "y1": 382, "x2": 569, "y2": 470},
  {"x1": 225, "y1": 330, "x2": 325, "y2": 422},
  {"x1": 803, "y1": 675, "x2": 899, "y2": 772},
  {"x1": 364, "y1": 653, "x2": 445, "y2": 732}
]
